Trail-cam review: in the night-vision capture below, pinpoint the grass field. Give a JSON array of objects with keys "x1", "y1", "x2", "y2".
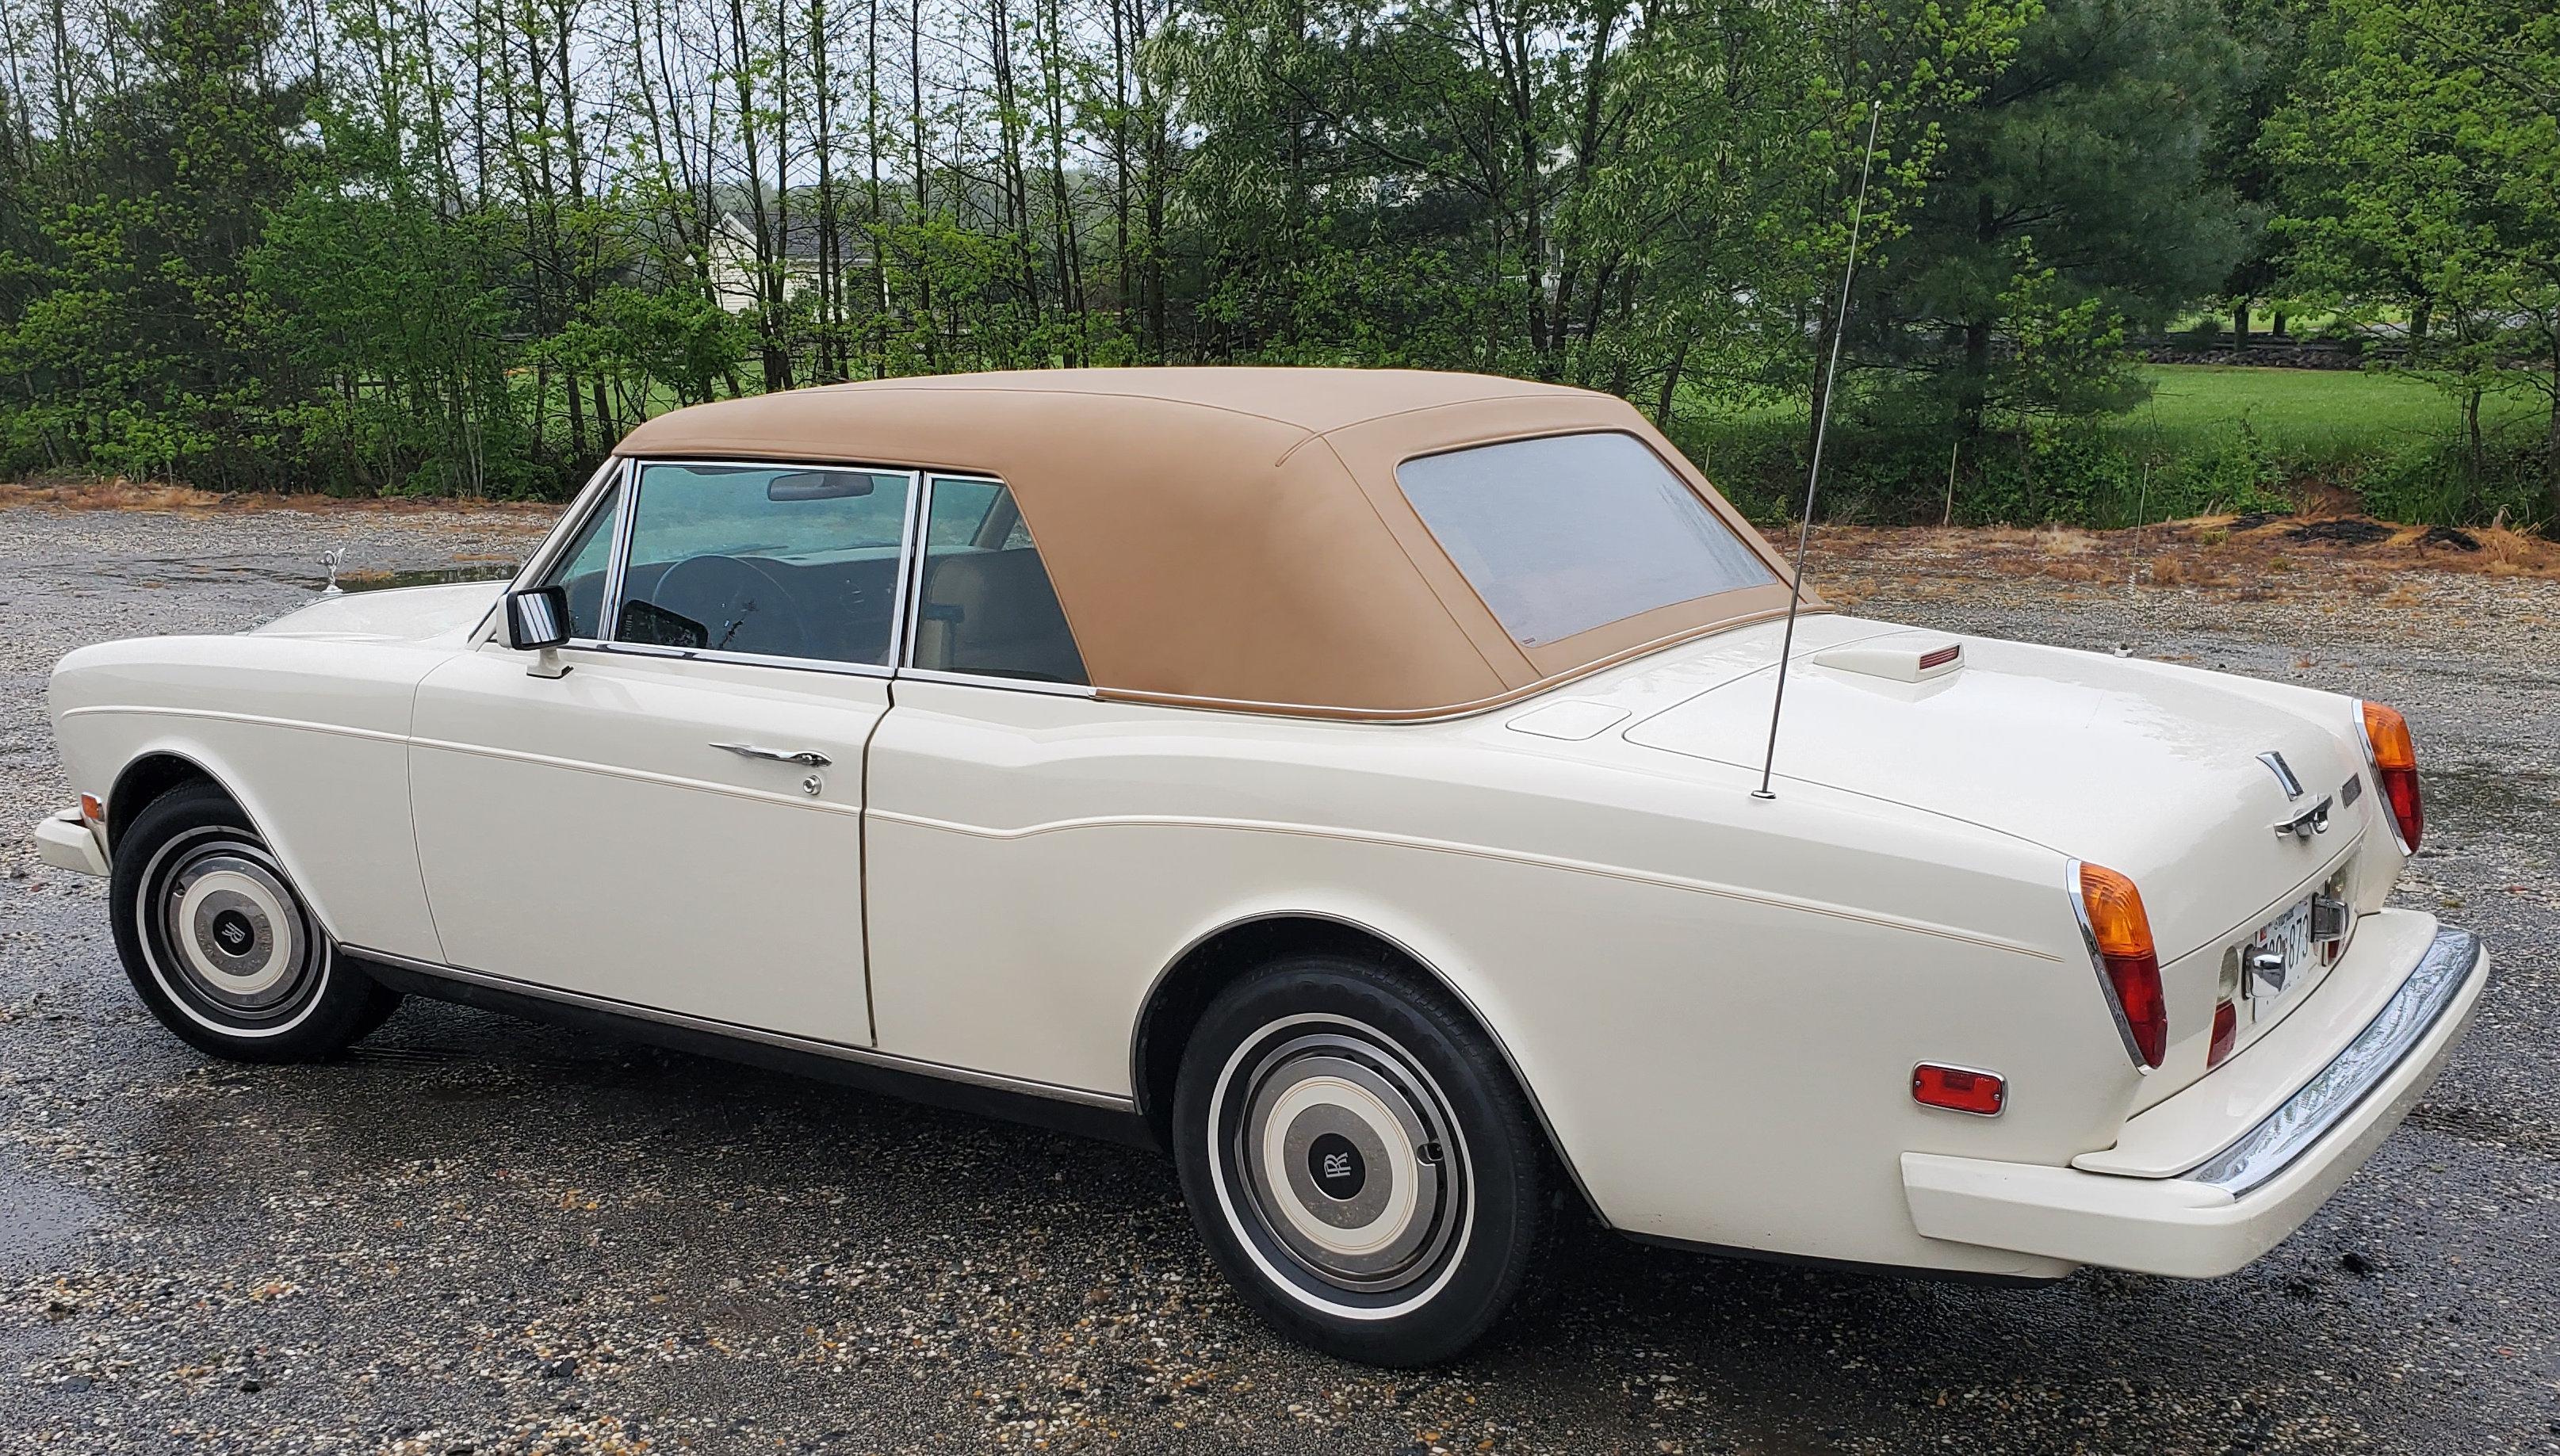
[
  {"x1": 1674, "y1": 361, "x2": 2552, "y2": 528},
  {"x1": 2121, "y1": 364, "x2": 2543, "y2": 460}
]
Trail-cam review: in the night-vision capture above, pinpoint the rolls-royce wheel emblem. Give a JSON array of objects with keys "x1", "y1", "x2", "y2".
[
  {"x1": 212, "y1": 909, "x2": 255, "y2": 955},
  {"x1": 1307, "y1": 1132, "x2": 1367, "y2": 1200}
]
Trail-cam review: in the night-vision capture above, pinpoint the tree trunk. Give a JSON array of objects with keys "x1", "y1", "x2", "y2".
[
  {"x1": 1653, "y1": 337, "x2": 1689, "y2": 426},
  {"x1": 1955, "y1": 321, "x2": 1991, "y2": 441}
]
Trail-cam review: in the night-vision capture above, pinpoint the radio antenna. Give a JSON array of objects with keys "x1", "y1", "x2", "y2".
[{"x1": 1754, "y1": 99, "x2": 1885, "y2": 801}]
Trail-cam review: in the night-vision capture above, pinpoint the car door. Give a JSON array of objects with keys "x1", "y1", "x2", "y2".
[
  {"x1": 407, "y1": 458, "x2": 920, "y2": 1047},
  {"x1": 860, "y1": 473, "x2": 1128, "y2": 1089}
]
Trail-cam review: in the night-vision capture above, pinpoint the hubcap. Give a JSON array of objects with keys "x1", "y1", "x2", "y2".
[
  {"x1": 139, "y1": 829, "x2": 328, "y2": 1031},
  {"x1": 1214, "y1": 1018, "x2": 1470, "y2": 1304}
]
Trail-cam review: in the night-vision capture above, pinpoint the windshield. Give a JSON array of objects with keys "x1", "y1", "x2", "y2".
[{"x1": 1395, "y1": 432, "x2": 1778, "y2": 648}]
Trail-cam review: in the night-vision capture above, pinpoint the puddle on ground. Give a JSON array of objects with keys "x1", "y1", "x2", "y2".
[
  {"x1": 2425, "y1": 763, "x2": 2558, "y2": 833},
  {"x1": 0, "y1": 1156, "x2": 100, "y2": 1278},
  {"x1": 335, "y1": 562, "x2": 520, "y2": 592}
]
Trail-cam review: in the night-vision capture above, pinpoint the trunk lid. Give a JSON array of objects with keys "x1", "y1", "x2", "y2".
[{"x1": 1612, "y1": 622, "x2": 2376, "y2": 1099}]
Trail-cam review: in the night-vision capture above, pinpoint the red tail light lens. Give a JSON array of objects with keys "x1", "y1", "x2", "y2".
[
  {"x1": 2359, "y1": 701, "x2": 2423, "y2": 851},
  {"x1": 2076, "y1": 862, "x2": 2167, "y2": 1068},
  {"x1": 2207, "y1": 998, "x2": 2239, "y2": 1068}
]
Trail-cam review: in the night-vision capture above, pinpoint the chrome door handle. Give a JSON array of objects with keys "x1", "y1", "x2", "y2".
[{"x1": 710, "y1": 742, "x2": 832, "y2": 768}]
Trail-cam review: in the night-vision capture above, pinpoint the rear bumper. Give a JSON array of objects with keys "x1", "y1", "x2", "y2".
[
  {"x1": 33, "y1": 808, "x2": 109, "y2": 877},
  {"x1": 1902, "y1": 925, "x2": 2488, "y2": 1278}
]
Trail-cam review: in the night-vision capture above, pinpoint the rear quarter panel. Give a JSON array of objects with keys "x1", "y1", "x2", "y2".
[
  {"x1": 866, "y1": 681, "x2": 2135, "y2": 1276},
  {"x1": 48, "y1": 633, "x2": 455, "y2": 961}
]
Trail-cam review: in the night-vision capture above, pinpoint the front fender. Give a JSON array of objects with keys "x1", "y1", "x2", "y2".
[{"x1": 48, "y1": 634, "x2": 454, "y2": 961}]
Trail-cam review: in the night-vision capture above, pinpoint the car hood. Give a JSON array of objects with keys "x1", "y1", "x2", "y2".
[
  {"x1": 250, "y1": 582, "x2": 505, "y2": 644},
  {"x1": 1612, "y1": 619, "x2": 2374, "y2": 965}
]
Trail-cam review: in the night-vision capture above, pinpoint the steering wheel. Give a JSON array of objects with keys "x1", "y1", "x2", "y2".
[{"x1": 649, "y1": 553, "x2": 814, "y2": 659}]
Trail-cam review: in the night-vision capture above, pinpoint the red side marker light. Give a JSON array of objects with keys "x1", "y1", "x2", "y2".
[
  {"x1": 1918, "y1": 644, "x2": 1961, "y2": 671},
  {"x1": 1913, "y1": 1064, "x2": 2006, "y2": 1116}
]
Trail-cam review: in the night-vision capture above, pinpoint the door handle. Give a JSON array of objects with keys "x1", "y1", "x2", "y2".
[{"x1": 710, "y1": 742, "x2": 832, "y2": 768}]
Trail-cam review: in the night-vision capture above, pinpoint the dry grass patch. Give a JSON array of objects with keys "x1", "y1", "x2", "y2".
[{"x1": 0, "y1": 477, "x2": 557, "y2": 518}]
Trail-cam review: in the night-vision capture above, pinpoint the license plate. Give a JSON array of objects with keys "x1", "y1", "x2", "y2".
[{"x1": 2248, "y1": 896, "x2": 2314, "y2": 1003}]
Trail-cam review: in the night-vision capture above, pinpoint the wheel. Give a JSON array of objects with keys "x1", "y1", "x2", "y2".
[
  {"x1": 1171, "y1": 953, "x2": 1556, "y2": 1365},
  {"x1": 108, "y1": 781, "x2": 400, "y2": 1062}
]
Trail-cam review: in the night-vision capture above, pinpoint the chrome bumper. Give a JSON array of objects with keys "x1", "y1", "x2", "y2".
[
  {"x1": 1903, "y1": 922, "x2": 2490, "y2": 1278},
  {"x1": 2183, "y1": 927, "x2": 2482, "y2": 1195}
]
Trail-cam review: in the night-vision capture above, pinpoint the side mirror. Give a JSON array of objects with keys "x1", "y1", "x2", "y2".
[{"x1": 504, "y1": 585, "x2": 574, "y2": 678}]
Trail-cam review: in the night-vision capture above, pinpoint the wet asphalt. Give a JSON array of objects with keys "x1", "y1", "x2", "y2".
[{"x1": 0, "y1": 503, "x2": 2554, "y2": 1454}]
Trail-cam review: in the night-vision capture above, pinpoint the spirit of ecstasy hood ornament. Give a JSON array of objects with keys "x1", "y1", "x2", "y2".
[{"x1": 319, "y1": 547, "x2": 346, "y2": 596}]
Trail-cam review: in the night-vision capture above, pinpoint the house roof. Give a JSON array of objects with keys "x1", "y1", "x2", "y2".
[{"x1": 613, "y1": 368, "x2": 1812, "y2": 718}]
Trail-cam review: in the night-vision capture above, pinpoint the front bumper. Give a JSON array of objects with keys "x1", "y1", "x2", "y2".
[
  {"x1": 33, "y1": 808, "x2": 109, "y2": 877},
  {"x1": 1901, "y1": 925, "x2": 2488, "y2": 1278}
]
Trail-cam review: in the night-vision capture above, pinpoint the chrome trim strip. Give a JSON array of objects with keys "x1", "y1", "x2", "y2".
[
  {"x1": 344, "y1": 945, "x2": 1137, "y2": 1113},
  {"x1": 2065, "y1": 858, "x2": 2149, "y2": 1072},
  {"x1": 898, "y1": 666, "x2": 1099, "y2": 698},
  {"x1": 599, "y1": 457, "x2": 637, "y2": 637},
  {"x1": 2183, "y1": 926, "x2": 2483, "y2": 1195},
  {"x1": 553, "y1": 638, "x2": 897, "y2": 681}
]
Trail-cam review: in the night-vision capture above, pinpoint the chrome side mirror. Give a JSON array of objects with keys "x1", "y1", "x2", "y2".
[{"x1": 504, "y1": 586, "x2": 574, "y2": 678}]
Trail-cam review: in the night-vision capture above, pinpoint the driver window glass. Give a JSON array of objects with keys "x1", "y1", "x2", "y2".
[
  {"x1": 538, "y1": 481, "x2": 621, "y2": 640},
  {"x1": 912, "y1": 476, "x2": 1087, "y2": 685},
  {"x1": 614, "y1": 462, "x2": 914, "y2": 666}
]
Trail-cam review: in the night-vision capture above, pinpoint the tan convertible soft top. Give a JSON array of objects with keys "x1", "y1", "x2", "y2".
[{"x1": 615, "y1": 368, "x2": 1816, "y2": 719}]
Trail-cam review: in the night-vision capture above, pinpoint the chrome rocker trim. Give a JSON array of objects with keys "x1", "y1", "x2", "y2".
[
  {"x1": 342, "y1": 945, "x2": 1150, "y2": 1145},
  {"x1": 2183, "y1": 926, "x2": 2484, "y2": 1196}
]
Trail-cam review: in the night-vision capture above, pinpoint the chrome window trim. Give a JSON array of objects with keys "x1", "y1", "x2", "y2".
[
  {"x1": 2183, "y1": 926, "x2": 2483, "y2": 1194},
  {"x1": 898, "y1": 472, "x2": 1097, "y2": 697},
  {"x1": 597, "y1": 457, "x2": 641, "y2": 643},
  {"x1": 900, "y1": 665, "x2": 1099, "y2": 698},
  {"x1": 476, "y1": 457, "x2": 626, "y2": 643},
  {"x1": 566, "y1": 456, "x2": 925, "y2": 675},
  {"x1": 566, "y1": 639, "x2": 897, "y2": 681},
  {"x1": 2065, "y1": 858, "x2": 2152, "y2": 1074}
]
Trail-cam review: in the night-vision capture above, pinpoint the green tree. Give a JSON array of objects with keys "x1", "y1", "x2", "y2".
[
  {"x1": 2270, "y1": 0, "x2": 2560, "y2": 513},
  {"x1": 1865, "y1": 0, "x2": 2250, "y2": 440},
  {"x1": 0, "y1": 0, "x2": 308, "y2": 486}
]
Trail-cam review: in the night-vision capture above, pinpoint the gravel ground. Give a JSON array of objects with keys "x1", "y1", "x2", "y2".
[{"x1": 0, "y1": 501, "x2": 2554, "y2": 1455}]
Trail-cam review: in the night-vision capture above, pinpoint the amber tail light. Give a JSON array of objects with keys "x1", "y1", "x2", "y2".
[
  {"x1": 2074, "y1": 862, "x2": 2168, "y2": 1069},
  {"x1": 2359, "y1": 701, "x2": 2424, "y2": 851}
]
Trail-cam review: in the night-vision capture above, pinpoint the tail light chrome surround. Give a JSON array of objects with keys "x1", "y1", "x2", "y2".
[{"x1": 2068, "y1": 860, "x2": 2168, "y2": 1072}]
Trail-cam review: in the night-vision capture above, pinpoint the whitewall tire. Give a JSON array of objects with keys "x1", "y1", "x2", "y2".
[
  {"x1": 109, "y1": 782, "x2": 400, "y2": 1062},
  {"x1": 1172, "y1": 953, "x2": 1556, "y2": 1365}
]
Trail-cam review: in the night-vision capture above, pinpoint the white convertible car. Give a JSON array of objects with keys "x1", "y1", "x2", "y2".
[{"x1": 37, "y1": 369, "x2": 2486, "y2": 1364}]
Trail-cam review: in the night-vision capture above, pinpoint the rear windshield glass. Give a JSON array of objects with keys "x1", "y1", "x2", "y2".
[{"x1": 1395, "y1": 432, "x2": 1777, "y2": 647}]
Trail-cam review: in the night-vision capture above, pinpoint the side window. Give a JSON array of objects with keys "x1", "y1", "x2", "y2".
[
  {"x1": 538, "y1": 481, "x2": 622, "y2": 640},
  {"x1": 910, "y1": 476, "x2": 1087, "y2": 685},
  {"x1": 612, "y1": 462, "x2": 914, "y2": 666}
]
